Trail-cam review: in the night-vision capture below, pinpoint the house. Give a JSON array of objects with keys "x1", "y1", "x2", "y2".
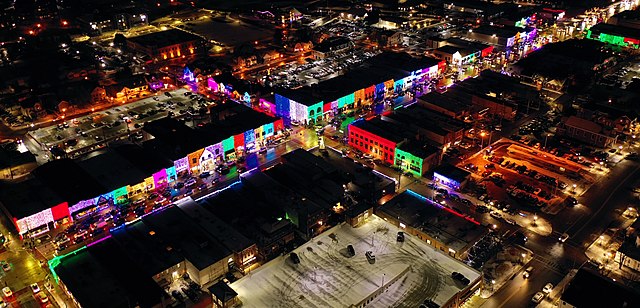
[
  {"x1": 373, "y1": 29, "x2": 403, "y2": 48},
  {"x1": 104, "y1": 74, "x2": 150, "y2": 102},
  {"x1": 616, "y1": 219, "x2": 640, "y2": 273},
  {"x1": 557, "y1": 116, "x2": 617, "y2": 148},
  {"x1": 313, "y1": 36, "x2": 354, "y2": 60},
  {"x1": 209, "y1": 281, "x2": 240, "y2": 308}
]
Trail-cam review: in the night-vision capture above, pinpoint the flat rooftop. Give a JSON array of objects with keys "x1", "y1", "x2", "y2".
[
  {"x1": 230, "y1": 215, "x2": 480, "y2": 307},
  {"x1": 378, "y1": 191, "x2": 485, "y2": 253},
  {"x1": 433, "y1": 164, "x2": 471, "y2": 183},
  {"x1": 349, "y1": 117, "x2": 406, "y2": 144},
  {"x1": 589, "y1": 22, "x2": 640, "y2": 40},
  {"x1": 127, "y1": 29, "x2": 204, "y2": 47},
  {"x1": 562, "y1": 268, "x2": 640, "y2": 308}
]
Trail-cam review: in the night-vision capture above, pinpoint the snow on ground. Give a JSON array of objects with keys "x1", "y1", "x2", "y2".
[{"x1": 231, "y1": 215, "x2": 481, "y2": 308}]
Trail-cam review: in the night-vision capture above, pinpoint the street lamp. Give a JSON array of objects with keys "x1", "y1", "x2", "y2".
[
  {"x1": 532, "y1": 214, "x2": 538, "y2": 226},
  {"x1": 572, "y1": 183, "x2": 577, "y2": 194}
]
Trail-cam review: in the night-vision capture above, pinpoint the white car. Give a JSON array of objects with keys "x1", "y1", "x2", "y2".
[
  {"x1": 30, "y1": 283, "x2": 40, "y2": 293},
  {"x1": 531, "y1": 291, "x2": 545, "y2": 303},
  {"x1": 1, "y1": 287, "x2": 11, "y2": 298},
  {"x1": 543, "y1": 283, "x2": 554, "y2": 293},
  {"x1": 505, "y1": 218, "x2": 516, "y2": 225},
  {"x1": 490, "y1": 211, "x2": 502, "y2": 219}
]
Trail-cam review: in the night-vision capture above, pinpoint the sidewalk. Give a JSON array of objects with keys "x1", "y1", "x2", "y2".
[
  {"x1": 481, "y1": 245, "x2": 533, "y2": 298},
  {"x1": 537, "y1": 269, "x2": 578, "y2": 308}
]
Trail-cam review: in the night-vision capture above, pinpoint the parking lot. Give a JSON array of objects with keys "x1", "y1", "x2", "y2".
[
  {"x1": 260, "y1": 49, "x2": 380, "y2": 88},
  {"x1": 231, "y1": 216, "x2": 480, "y2": 308},
  {"x1": 25, "y1": 88, "x2": 211, "y2": 159}
]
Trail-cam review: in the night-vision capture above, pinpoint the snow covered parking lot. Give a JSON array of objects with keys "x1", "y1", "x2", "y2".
[{"x1": 231, "y1": 215, "x2": 480, "y2": 307}]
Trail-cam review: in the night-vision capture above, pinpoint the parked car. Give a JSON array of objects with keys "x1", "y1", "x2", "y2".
[
  {"x1": 347, "y1": 245, "x2": 356, "y2": 257},
  {"x1": 290, "y1": 252, "x2": 300, "y2": 264},
  {"x1": 2, "y1": 287, "x2": 11, "y2": 298},
  {"x1": 490, "y1": 211, "x2": 502, "y2": 219},
  {"x1": 531, "y1": 291, "x2": 545, "y2": 304},
  {"x1": 397, "y1": 231, "x2": 405, "y2": 242},
  {"x1": 30, "y1": 283, "x2": 40, "y2": 294},
  {"x1": 365, "y1": 250, "x2": 375, "y2": 262},
  {"x1": 543, "y1": 283, "x2": 554, "y2": 294}
]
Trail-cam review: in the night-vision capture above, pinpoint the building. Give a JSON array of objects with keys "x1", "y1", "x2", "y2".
[
  {"x1": 0, "y1": 105, "x2": 277, "y2": 238},
  {"x1": 557, "y1": 116, "x2": 617, "y2": 148},
  {"x1": 417, "y1": 91, "x2": 473, "y2": 121},
  {"x1": 348, "y1": 117, "x2": 406, "y2": 165},
  {"x1": 52, "y1": 199, "x2": 258, "y2": 307},
  {"x1": 467, "y1": 25, "x2": 536, "y2": 48},
  {"x1": 559, "y1": 268, "x2": 640, "y2": 308},
  {"x1": 376, "y1": 190, "x2": 486, "y2": 259},
  {"x1": 586, "y1": 23, "x2": 640, "y2": 49},
  {"x1": 339, "y1": 7, "x2": 368, "y2": 21},
  {"x1": 209, "y1": 281, "x2": 240, "y2": 308},
  {"x1": 275, "y1": 52, "x2": 444, "y2": 125},
  {"x1": 394, "y1": 141, "x2": 441, "y2": 176},
  {"x1": 103, "y1": 74, "x2": 151, "y2": 102},
  {"x1": 312, "y1": 36, "x2": 354, "y2": 60},
  {"x1": 608, "y1": 9, "x2": 640, "y2": 30},
  {"x1": 433, "y1": 164, "x2": 470, "y2": 191},
  {"x1": 373, "y1": 29, "x2": 404, "y2": 48},
  {"x1": 384, "y1": 105, "x2": 466, "y2": 149},
  {"x1": 616, "y1": 219, "x2": 640, "y2": 272},
  {"x1": 127, "y1": 29, "x2": 207, "y2": 62},
  {"x1": 202, "y1": 184, "x2": 296, "y2": 262}
]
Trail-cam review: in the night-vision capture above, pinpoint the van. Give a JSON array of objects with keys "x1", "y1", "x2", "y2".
[
  {"x1": 523, "y1": 266, "x2": 533, "y2": 278},
  {"x1": 347, "y1": 245, "x2": 355, "y2": 257}
]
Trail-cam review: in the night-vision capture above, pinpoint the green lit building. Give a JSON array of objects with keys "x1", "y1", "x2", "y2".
[
  {"x1": 394, "y1": 141, "x2": 441, "y2": 177},
  {"x1": 586, "y1": 23, "x2": 640, "y2": 49}
]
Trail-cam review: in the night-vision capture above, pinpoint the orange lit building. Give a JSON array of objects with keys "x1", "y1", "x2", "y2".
[{"x1": 126, "y1": 29, "x2": 206, "y2": 62}]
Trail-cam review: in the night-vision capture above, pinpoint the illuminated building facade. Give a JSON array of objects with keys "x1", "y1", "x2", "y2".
[
  {"x1": 432, "y1": 164, "x2": 471, "y2": 191},
  {"x1": 127, "y1": 29, "x2": 206, "y2": 62},
  {"x1": 348, "y1": 118, "x2": 405, "y2": 166},
  {"x1": 586, "y1": 23, "x2": 640, "y2": 49},
  {"x1": 276, "y1": 52, "x2": 445, "y2": 125}
]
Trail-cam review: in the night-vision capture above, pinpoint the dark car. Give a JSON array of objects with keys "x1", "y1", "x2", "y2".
[
  {"x1": 171, "y1": 290, "x2": 184, "y2": 302},
  {"x1": 199, "y1": 171, "x2": 211, "y2": 178},
  {"x1": 347, "y1": 245, "x2": 356, "y2": 257},
  {"x1": 476, "y1": 205, "x2": 490, "y2": 213},
  {"x1": 397, "y1": 231, "x2": 405, "y2": 242},
  {"x1": 290, "y1": 252, "x2": 300, "y2": 264}
]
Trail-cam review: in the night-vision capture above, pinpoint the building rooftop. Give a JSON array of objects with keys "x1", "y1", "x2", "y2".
[
  {"x1": 0, "y1": 178, "x2": 65, "y2": 219},
  {"x1": 206, "y1": 102, "x2": 278, "y2": 138},
  {"x1": 563, "y1": 116, "x2": 605, "y2": 134},
  {"x1": 54, "y1": 239, "x2": 166, "y2": 308},
  {"x1": 111, "y1": 144, "x2": 174, "y2": 175},
  {"x1": 314, "y1": 36, "x2": 352, "y2": 53},
  {"x1": 32, "y1": 159, "x2": 105, "y2": 205},
  {"x1": 472, "y1": 25, "x2": 534, "y2": 38},
  {"x1": 589, "y1": 22, "x2": 640, "y2": 40},
  {"x1": 77, "y1": 150, "x2": 148, "y2": 194},
  {"x1": 142, "y1": 117, "x2": 213, "y2": 161},
  {"x1": 176, "y1": 198, "x2": 255, "y2": 255},
  {"x1": 561, "y1": 268, "x2": 640, "y2": 308},
  {"x1": 378, "y1": 191, "x2": 485, "y2": 253},
  {"x1": 349, "y1": 117, "x2": 406, "y2": 144},
  {"x1": 141, "y1": 206, "x2": 232, "y2": 271},
  {"x1": 418, "y1": 92, "x2": 471, "y2": 115},
  {"x1": 277, "y1": 52, "x2": 442, "y2": 106},
  {"x1": 208, "y1": 281, "x2": 238, "y2": 302},
  {"x1": 396, "y1": 141, "x2": 439, "y2": 159},
  {"x1": 433, "y1": 164, "x2": 471, "y2": 183},
  {"x1": 127, "y1": 29, "x2": 204, "y2": 48}
]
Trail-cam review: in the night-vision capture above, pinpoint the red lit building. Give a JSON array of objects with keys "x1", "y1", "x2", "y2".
[{"x1": 348, "y1": 117, "x2": 406, "y2": 165}]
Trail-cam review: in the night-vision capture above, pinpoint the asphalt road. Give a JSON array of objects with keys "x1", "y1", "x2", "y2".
[{"x1": 476, "y1": 158, "x2": 640, "y2": 307}]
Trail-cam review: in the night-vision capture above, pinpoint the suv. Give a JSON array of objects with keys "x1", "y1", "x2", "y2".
[{"x1": 397, "y1": 232, "x2": 405, "y2": 242}]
